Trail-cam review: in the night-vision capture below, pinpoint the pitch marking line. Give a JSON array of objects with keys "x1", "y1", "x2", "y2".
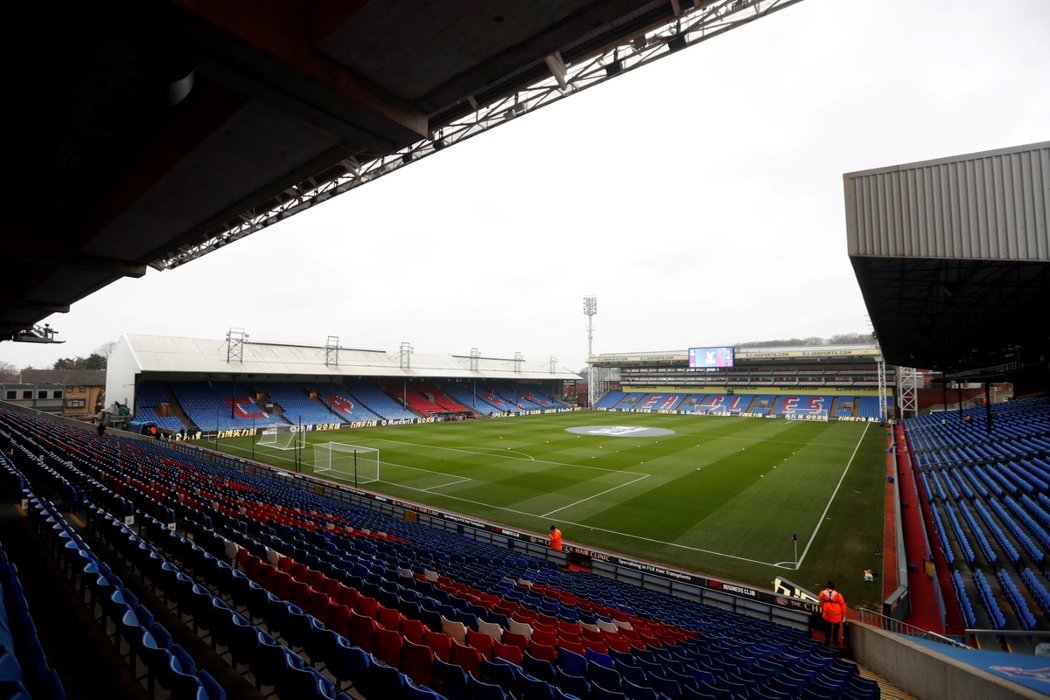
[
  {"x1": 378, "y1": 477, "x2": 787, "y2": 569},
  {"x1": 365, "y1": 437, "x2": 649, "y2": 476},
  {"x1": 422, "y1": 475, "x2": 472, "y2": 492},
  {"x1": 225, "y1": 440, "x2": 787, "y2": 569},
  {"x1": 794, "y1": 421, "x2": 870, "y2": 569},
  {"x1": 380, "y1": 459, "x2": 476, "y2": 490},
  {"x1": 541, "y1": 473, "x2": 652, "y2": 518}
]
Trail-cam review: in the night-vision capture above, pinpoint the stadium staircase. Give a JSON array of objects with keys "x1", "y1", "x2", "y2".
[
  {"x1": 422, "y1": 385, "x2": 472, "y2": 415},
  {"x1": 132, "y1": 382, "x2": 191, "y2": 434},
  {"x1": 162, "y1": 387, "x2": 197, "y2": 432},
  {"x1": 0, "y1": 405, "x2": 910, "y2": 700},
  {"x1": 402, "y1": 387, "x2": 445, "y2": 417}
]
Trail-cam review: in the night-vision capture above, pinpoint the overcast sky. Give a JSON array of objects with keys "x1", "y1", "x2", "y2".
[{"x1": 3, "y1": 0, "x2": 1048, "y2": 374}]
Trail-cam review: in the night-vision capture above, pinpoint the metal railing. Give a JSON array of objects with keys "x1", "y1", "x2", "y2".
[{"x1": 859, "y1": 608, "x2": 970, "y2": 649}]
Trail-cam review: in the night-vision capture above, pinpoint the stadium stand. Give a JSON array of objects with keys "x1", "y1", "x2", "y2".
[
  {"x1": 441, "y1": 385, "x2": 504, "y2": 415},
  {"x1": 592, "y1": 391, "x2": 627, "y2": 410},
  {"x1": 517, "y1": 387, "x2": 567, "y2": 409},
  {"x1": 402, "y1": 387, "x2": 446, "y2": 417},
  {"x1": 0, "y1": 405, "x2": 886, "y2": 700},
  {"x1": 254, "y1": 383, "x2": 343, "y2": 426},
  {"x1": 0, "y1": 536, "x2": 66, "y2": 700},
  {"x1": 171, "y1": 382, "x2": 286, "y2": 432},
  {"x1": 133, "y1": 381, "x2": 189, "y2": 434},
  {"x1": 596, "y1": 390, "x2": 890, "y2": 420},
  {"x1": 475, "y1": 388, "x2": 523, "y2": 414},
  {"x1": 905, "y1": 396, "x2": 1050, "y2": 642},
  {"x1": 345, "y1": 382, "x2": 420, "y2": 421},
  {"x1": 419, "y1": 385, "x2": 472, "y2": 415},
  {"x1": 316, "y1": 387, "x2": 385, "y2": 424}
]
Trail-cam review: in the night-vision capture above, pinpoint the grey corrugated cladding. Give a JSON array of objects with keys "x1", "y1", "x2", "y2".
[{"x1": 844, "y1": 142, "x2": 1049, "y2": 262}]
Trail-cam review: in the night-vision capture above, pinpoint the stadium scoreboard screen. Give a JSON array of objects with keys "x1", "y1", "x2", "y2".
[{"x1": 688, "y1": 346, "x2": 735, "y2": 368}]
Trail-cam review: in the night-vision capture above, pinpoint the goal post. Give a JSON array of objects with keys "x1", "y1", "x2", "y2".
[
  {"x1": 313, "y1": 443, "x2": 380, "y2": 486},
  {"x1": 257, "y1": 425, "x2": 305, "y2": 450}
]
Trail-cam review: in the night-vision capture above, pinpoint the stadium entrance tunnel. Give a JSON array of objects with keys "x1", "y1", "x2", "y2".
[{"x1": 566, "y1": 425, "x2": 675, "y2": 437}]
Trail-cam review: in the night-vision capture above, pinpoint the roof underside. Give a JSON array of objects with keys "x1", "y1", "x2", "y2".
[
  {"x1": 122, "y1": 335, "x2": 580, "y2": 381},
  {"x1": 846, "y1": 142, "x2": 1050, "y2": 379},
  {"x1": 3, "y1": 0, "x2": 708, "y2": 342}
]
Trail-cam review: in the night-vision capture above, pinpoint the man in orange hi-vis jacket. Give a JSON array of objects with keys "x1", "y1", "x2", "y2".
[
  {"x1": 549, "y1": 525, "x2": 563, "y2": 551},
  {"x1": 819, "y1": 581, "x2": 847, "y2": 647}
]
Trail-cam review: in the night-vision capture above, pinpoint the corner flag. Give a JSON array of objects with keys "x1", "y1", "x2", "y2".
[{"x1": 791, "y1": 533, "x2": 797, "y2": 543}]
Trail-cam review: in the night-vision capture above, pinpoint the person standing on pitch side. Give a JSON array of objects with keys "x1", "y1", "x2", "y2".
[
  {"x1": 819, "y1": 580, "x2": 847, "y2": 647},
  {"x1": 549, "y1": 525, "x2": 563, "y2": 551}
]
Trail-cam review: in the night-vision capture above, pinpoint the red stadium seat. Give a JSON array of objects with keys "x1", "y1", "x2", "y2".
[
  {"x1": 425, "y1": 631, "x2": 452, "y2": 662},
  {"x1": 402, "y1": 639, "x2": 435, "y2": 687}
]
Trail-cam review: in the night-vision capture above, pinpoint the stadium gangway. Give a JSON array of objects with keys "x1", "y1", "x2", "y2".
[
  {"x1": 1012, "y1": 461, "x2": 1049, "y2": 492},
  {"x1": 996, "y1": 569, "x2": 1038, "y2": 630},
  {"x1": 1038, "y1": 493, "x2": 1050, "y2": 518},
  {"x1": 996, "y1": 462, "x2": 1034, "y2": 495},
  {"x1": 944, "y1": 504, "x2": 977, "y2": 567},
  {"x1": 940, "y1": 470, "x2": 963, "y2": 502},
  {"x1": 1024, "y1": 457, "x2": 1050, "y2": 482},
  {"x1": 972, "y1": 569, "x2": 1007, "y2": 630},
  {"x1": 952, "y1": 469, "x2": 976, "y2": 500},
  {"x1": 927, "y1": 471, "x2": 947, "y2": 502},
  {"x1": 995, "y1": 462, "x2": 1029, "y2": 495},
  {"x1": 961, "y1": 467, "x2": 990, "y2": 499},
  {"x1": 991, "y1": 498, "x2": 1046, "y2": 566},
  {"x1": 995, "y1": 497, "x2": 1045, "y2": 562},
  {"x1": 972, "y1": 499, "x2": 1020, "y2": 568},
  {"x1": 1021, "y1": 568, "x2": 1050, "y2": 617},
  {"x1": 970, "y1": 444, "x2": 996, "y2": 462},
  {"x1": 1021, "y1": 494, "x2": 1050, "y2": 530},
  {"x1": 971, "y1": 465, "x2": 1005, "y2": 498},
  {"x1": 958, "y1": 502, "x2": 998, "y2": 567}
]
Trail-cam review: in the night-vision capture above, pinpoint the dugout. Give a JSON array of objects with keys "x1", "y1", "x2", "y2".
[{"x1": 126, "y1": 420, "x2": 159, "y2": 437}]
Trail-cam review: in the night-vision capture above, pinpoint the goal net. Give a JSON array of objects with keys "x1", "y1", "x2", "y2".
[
  {"x1": 314, "y1": 443, "x2": 380, "y2": 485},
  {"x1": 257, "y1": 425, "x2": 305, "y2": 450},
  {"x1": 785, "y1": 410, "x2": 829, "y2": 422}
]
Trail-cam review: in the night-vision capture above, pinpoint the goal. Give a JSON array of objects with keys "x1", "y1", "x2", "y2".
[
  {"x1": 257, "y1": 425, "x2": 305, "y2": 450},
  {"x1": 314, "y1": 443, "x2": 380, "y2": 485},
  {"x1": 785, "y1": 411, "x2": 831, "y2": 421}
]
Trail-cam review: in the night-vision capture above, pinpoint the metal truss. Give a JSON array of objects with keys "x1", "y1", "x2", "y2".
[
  {"x1": 225, "y1": 327, "x2": 247, "y2": 364},
  {"x1": 877, "y1": 359, "x2": 888, "y2": 421},
  {"x1": 897, "y1": 366, "x2": 920, "y2": 419},
  {"x1": 325, "y1": 335, "x2": 339, "y2": 367},
  {"x1": 589, "y1": 365, "x2": 622, "y2": 408},
  {"x1": 160, "y1": 0, "x2": 805, "y2": 270}
]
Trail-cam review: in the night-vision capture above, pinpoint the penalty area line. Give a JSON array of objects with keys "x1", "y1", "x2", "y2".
[
  {"x1": 541, "y1": 473, "x2": 652, "y2": 518},
  {"x1": 423, "y1": 475, "x2": 473, "y2": 492}
]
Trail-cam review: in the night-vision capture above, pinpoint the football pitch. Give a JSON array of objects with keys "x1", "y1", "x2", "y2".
[{"x1": 215, "y1": 411, "x2": 887, "y2": 608}]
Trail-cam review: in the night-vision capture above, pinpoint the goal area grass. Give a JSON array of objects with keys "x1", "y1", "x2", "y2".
[{"x1": 215, "y1": 411, "x2": 888, "y2": 609}]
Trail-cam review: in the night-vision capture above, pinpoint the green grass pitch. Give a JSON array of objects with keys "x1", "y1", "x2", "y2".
[{"x1": 213, "y1": 411, "x2": 887, "y2": 609}]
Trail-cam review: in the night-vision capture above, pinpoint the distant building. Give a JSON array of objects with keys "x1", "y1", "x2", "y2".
[
  {"x1": 19, "y1": 369, "x2": 106, "y2": 420},
  {"x1": 0, "y1": 383, "x2": 66, "y2": 415}
]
